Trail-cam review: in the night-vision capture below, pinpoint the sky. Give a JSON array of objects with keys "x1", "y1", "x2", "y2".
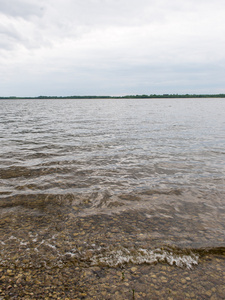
[{"x1": 0, "y1": 0, "x2": 225, "y2": 97}]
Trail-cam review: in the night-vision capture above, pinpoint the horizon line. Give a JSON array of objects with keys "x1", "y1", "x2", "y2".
[{"x1": 1, "y1": 93, "x2": 225, "y2": 99}]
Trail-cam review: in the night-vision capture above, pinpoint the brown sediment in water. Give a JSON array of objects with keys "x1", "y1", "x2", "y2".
[{"x1": 0, "y1": 256, "x2": 225, "y2": 299}]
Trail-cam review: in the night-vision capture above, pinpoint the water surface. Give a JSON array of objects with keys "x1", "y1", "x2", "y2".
[{"x1": 0, "y1": 98, "x2": 225, "y2": 270}]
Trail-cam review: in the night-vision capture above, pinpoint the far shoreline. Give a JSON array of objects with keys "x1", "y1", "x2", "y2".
[{"x1": 1, "y1": 93, "x2": 225, "y2": 100}]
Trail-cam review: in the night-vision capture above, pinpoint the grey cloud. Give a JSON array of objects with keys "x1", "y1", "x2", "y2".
[
  {"x1": 0, "y1": 23, "x2": 23, "y2": 50},
  {"x1": 47, "y1": 0, "x2": 223, "y2": 28},
  {"x1": 0, "y1": 0, "x2": 50, "y2": 51},
  {"x1": 1, "y1": 0, "x2": 225, "y2": 96},
  {"x1": 44, "y1": 0, "x2": 164, "y2": 30},
  {"x1": 0, "y1": 0, "x2": 44, "y2": 18}
]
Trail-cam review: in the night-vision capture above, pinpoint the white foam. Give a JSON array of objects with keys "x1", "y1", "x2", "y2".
[
  {"x1": 8, "y1": 235, "x2": 17, "y2": 240},
  {"x1": 91, "y1": 247, "x2": 199, "y2": 269},
  {"x1": 45, "y1": 242, "x2": 57, "y2": 250},
  {"x1": 20, "y1": 241, "x2": 28, "y2": 246}
]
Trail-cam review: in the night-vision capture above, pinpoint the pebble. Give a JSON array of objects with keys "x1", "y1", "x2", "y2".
[
  {"x1": 185, "y1": 277, "x2": 191, "y2": 281},
  {"x1": 131, "y1": 267, "x2": 137, "y2": 272}
]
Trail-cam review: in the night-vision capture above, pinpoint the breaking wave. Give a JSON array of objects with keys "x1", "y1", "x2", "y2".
[
  {"x1": 3, "y1": 234, "x2": 224, "y2": 270},
  {"x1": 90, "y1": 246, "x2": 199, "y2": 269}
]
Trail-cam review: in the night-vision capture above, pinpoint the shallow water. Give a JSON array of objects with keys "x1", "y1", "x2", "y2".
[{"x1": 0, "y1": 98, "x2": 225, "y2": 297}]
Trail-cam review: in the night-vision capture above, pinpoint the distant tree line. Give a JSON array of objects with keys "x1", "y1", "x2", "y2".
[{"x1": 1, "y1": 94, "x2": 225, "y2": 99}]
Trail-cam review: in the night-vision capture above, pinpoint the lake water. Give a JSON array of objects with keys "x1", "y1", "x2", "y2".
[{"x1": 0, "y1": 98, "x2": 225, "y2": 298}]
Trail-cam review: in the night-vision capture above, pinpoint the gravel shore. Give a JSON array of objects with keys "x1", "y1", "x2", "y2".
[{"x1": 1, "y1": 255, "x2": 225, "y2": 299}]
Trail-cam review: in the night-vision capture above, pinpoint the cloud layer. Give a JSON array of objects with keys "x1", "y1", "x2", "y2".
[{"x1": 1, "y1": 0, "x2": 225, "y2": 96}]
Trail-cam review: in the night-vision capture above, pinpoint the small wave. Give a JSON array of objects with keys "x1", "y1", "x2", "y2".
[
  {"x1": 0, "y1": 193, "x2": 74, "y2": 210},
  {"x1": 90, "y1": 246, "x2": 199, "y2": 269},
  {"x1": 1, "y1": 239, "x2": 225, "y2": 269}
]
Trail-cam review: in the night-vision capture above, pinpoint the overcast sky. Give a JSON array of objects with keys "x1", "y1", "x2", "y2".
[{"x1": 0, "y1": 0, "x2": 225, "y2": 96}]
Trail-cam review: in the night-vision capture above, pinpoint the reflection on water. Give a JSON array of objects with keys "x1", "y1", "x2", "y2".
[{"x1": 0, "y1": 98, "x2": 225, "y2": 270}]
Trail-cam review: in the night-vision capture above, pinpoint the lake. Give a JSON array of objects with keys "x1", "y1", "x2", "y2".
[{"x1": 0, "y1": 98, "x2": 225, "y2": 298}]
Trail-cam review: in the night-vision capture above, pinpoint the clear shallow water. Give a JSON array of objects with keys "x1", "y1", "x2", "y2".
[{"x1": 0, "y1": 98, "x2": 225, "y2": 269}]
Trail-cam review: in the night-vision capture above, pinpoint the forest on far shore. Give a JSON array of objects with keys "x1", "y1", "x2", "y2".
[{"x1": 1, "y1": 94, "x2": 225, "y2": 99}]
